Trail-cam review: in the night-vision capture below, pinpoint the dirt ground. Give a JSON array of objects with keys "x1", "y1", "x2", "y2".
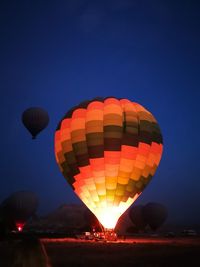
[{"x1": 1, "y1": 237, "x2": 200, "y2": 267}]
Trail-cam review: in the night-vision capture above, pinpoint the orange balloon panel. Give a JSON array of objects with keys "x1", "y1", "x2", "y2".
[{"x1": 54, "y1": 97, "x2": 163, "y2": 229}]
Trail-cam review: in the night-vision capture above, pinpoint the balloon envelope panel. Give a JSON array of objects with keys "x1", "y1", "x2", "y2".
[{"x1": 55, "y1": 97, "x2": 163, "y2": 229}]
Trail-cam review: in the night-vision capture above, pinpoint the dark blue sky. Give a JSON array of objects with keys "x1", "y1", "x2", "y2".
[{"x1": 1, "y1": 0, "x2": 200, "y2": 224}]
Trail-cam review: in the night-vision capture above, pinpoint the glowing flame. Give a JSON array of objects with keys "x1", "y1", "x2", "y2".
[
  {"x1": 96, "y1": 207, "x2": 123, "y2": 229},
  {"x1": 90, "y1": 195, "x2": 139, "y2": 229}
]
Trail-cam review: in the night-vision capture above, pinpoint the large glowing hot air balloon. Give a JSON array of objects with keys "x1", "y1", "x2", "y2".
[{"x1": 54, "y1": 97, "x2": 163, "y2": 230}]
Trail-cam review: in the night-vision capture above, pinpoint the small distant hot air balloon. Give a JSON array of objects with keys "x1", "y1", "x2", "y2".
[
  {"x1": 54, "y1": 97, "x2": 163, "y2": 230},
  {"x1": 143, "y1": 202, "x2": 168, "y2": 231},
  {"x1": 0, "y1": 191, "x2": 38, "y2": 232},
  {"x1": 129, "y1": 205, "x2": 147, "y2": 231},
  {"x1": 22, "y1": 107, "x2": 49, "y2": 139}
]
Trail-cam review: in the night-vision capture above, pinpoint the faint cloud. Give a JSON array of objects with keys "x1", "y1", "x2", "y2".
[
  {"x1": 65, "y1": 0, "x2": 88, "y2": 15},
  {"x1": 64, "y1": 0, "x2": 172, "y2": 33},
  {"x1": 76, "y1": 0, "x2": 136, "y2": 33},
  {"x1": 64, "y1": 0, "x2": 137, "y2": 33},
  {"x1": 78, "y1": 2, "x2": 107, "y2": 33},
  {"x1": 109, "y1": 0, "x2": 137, "y2": 10}
]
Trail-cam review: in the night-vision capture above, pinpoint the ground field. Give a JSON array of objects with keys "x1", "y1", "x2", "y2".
[{"x1": 1, "y1": 237, "x2": 200, "y2": 267}]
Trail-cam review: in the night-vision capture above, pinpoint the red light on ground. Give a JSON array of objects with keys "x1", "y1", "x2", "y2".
[{"x1": 16, "y1": 222, "x2": 25, "y2": 232}]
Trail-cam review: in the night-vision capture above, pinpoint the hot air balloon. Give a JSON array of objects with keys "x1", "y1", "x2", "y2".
[
  {"x1": 84, "y1": 209, "x2": 102, "y2": 232},
  {"x1": 0, "y1": 191, "x2": 39, "y2": 231},
  {"x1": 54, "y1": 97, "x2": 163, "y2": 230},
  {"x1": 129, "y1": 204, "x2": 147, "y2": 231},
  {"x1": 143, "y1": 202, "x2": 168, "y2": 231},
  {"x1": 22, "y1": 107, "x2": 49, "y2": 139}
]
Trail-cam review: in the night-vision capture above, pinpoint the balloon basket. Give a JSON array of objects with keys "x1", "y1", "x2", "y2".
[
  {"x1": 104, "y1": 228, "x2": 118, "y2": 242},
  {"x1": 93, "y1": 229, "x2": 117, "y2": 242}
]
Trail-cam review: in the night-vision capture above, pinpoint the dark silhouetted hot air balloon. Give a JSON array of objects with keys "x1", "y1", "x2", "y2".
[
  {"x1": 84, "y1": 209, "x2": 102, "y2": 231},
  {"x1": 0, "y1": 191, "x2": 39, "y2": 231},
  {"x1": 22, "y1": 107, "x2": 49, "y2": 139},
  {"x1": 129, "y1": 204, "x2": 147, "y2": 231},
  {"x1": 54, "y1": 97, "x2": 163, "y2": 229},
  {"x1": 143, "y1": 202, "x2": 168, "y2": 231}
]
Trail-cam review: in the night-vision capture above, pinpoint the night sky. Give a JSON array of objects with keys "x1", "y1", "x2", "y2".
[{"x1": 1, "y1": 0, "x2": 200, "y2": 224}]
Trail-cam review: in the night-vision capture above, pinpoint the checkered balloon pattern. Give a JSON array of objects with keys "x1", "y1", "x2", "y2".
[{"x1": 54, "y1": 97, "x2": 163, "y2": 228}]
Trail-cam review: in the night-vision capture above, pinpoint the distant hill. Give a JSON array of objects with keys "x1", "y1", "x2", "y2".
[{"x1": 25, "y1": 204, "x2": 88, "y2": 231}]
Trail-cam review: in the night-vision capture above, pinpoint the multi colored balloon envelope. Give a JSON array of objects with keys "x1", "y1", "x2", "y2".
[{"x1": 54, "y1": 97, "x2": 163, "y2": 229}]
